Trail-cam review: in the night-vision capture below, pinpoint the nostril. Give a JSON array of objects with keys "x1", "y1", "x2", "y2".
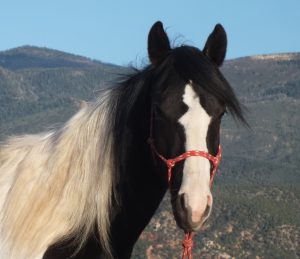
[
  {"x1": 207, "y1": 194, "x2": 213, "y2": 207},
  {"x1": 203, "y1": 204, "x2": 211, "y2": 218},
  {"x1": 180, "y1": 193, "x2": 189, "y2": 210}
]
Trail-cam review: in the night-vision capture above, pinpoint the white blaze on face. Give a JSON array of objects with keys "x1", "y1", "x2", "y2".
[{"x1": 178, "y1": 84, "x2": 213, "y2": 223}]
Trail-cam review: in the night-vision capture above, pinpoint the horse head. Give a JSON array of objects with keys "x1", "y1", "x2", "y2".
[{"x1": 147, "y1": 21, "x2": 245, "y2": 232}]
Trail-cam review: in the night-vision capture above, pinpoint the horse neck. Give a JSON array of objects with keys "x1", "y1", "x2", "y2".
[{"x1": 109, "y1": 90, "x2": 168, "y2": 258}]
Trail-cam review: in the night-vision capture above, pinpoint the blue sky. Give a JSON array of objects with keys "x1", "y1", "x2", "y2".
[{"x1": 1, "y1": 0, "x2": 299, "y2": 66}]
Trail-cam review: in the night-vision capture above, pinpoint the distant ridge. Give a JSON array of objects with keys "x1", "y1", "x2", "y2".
[
  {"x1": 3, "y1": 45, "x2": 90, "y2": 59},
  {"x1": 1, "y1": 45, "x2": 300, "y2": 69},
  {"x1": 225, "y1": 52, "x2": 300, "y2": 64},
  {"x1": 249, "y1": 52, "x2": 300, "y2": 61},
  {"x1": 0, "y1": 45, "x2": 121, "y2": 70}
]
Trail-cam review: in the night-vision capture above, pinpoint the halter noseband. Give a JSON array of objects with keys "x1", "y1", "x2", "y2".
[{"x1": 148, "y1": 138, "x2": 222, "y2": 187}]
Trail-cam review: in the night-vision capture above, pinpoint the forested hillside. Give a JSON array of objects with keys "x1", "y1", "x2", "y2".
[
  {"x1": 0, "y1": 46, "x2": 127, "y2": 138},
  {"x1": 0, "y1": 46, "x2": 299, "y2": 258}
]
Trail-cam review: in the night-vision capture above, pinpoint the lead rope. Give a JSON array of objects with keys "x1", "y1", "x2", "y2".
[{"x1": 182, "y1": 232, "x2": 194, "y2": 259}]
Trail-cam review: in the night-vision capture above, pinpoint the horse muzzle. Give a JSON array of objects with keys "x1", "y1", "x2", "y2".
[{"x1": 172, "y1": 192, "x2": 213, "y2": 232}]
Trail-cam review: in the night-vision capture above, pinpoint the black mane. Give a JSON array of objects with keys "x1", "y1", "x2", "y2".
[{"x1": 113, "y1": 45, "x2": 247, "y2": 130}]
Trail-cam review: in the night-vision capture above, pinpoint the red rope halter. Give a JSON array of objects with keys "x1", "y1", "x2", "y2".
[
  {"x1": 148, "y1": 141, "x2": 222, "y2": 187},
  {"x1": 148, "y1": 138, "x2": 222, "y2": 259}
]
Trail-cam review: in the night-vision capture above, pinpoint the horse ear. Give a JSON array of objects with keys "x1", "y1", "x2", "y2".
[
  {"x1": 148, "y1": 21, "x2": 171, "y2": 65},
  {"x1": 203, "y1": 24, "x2": 227, "y2": 66}
]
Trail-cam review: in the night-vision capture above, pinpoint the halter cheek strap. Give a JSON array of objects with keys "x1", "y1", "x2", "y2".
[{"x1": 148, "y1": 138, "x2": 222, "y2": 259}]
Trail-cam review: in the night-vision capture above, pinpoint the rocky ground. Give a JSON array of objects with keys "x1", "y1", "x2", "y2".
[{"x1": 132, "y1": 186, "x2": 300, "y2": 259}]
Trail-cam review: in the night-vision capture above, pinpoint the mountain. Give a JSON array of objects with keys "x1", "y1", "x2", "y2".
[
  {"x1": 0, "y1": 45, "x2": 114, "y2": 70},
  {"x1": 0, "y1": 46, "x2": 128, "y2": 138},
  {"x1": 219, "y1": 53, "x2": 300, "y2": 185},
  {"x1": 0, "y1": 46, "x2": 299, "y2": 258}
]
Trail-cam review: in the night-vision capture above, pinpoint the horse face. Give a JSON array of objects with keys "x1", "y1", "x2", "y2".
[
  {"x1": 173, "y1": 83, "x2": 224, "y2": 231},
  {"x1": 148, "y1": 22, "x2": 228, "y2": 232},
  {"x1": 153, "y1": 81, "x2": 225, "y2": 231}
]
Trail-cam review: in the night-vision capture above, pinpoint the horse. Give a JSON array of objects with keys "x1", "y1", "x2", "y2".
[{"x1": 0, "y1": 21, "x2": 246, "y2": 259}]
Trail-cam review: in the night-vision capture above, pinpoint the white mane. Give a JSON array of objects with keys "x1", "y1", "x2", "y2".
[{"x1": 0, "y1": 90, "x2": 116, "y2": 258}]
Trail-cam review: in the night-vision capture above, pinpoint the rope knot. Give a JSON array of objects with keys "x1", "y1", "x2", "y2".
[
  {"x1": 182, "y1": 232, "x2": 194, "y2": 259},
  {"x1": 166, "y1": 159, "x2": 176, "y2": 168},
  {"x1": 182, "y1": 237, "x2": 193, "y2": 249}
]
